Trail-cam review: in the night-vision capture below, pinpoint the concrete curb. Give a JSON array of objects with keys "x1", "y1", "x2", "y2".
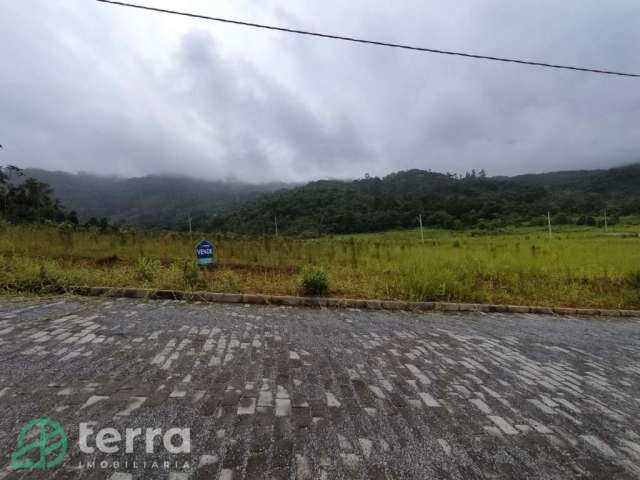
[{"x1": 67, "y1": 286, "x2": 640, "y2": 318}]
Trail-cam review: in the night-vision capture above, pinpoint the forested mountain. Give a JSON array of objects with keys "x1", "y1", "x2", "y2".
[
  {"x1": 12, "y1": 164, "x2": 640, "y2": 233},
  {"x1": 24, "y1": 169, "x2": 290, "y2": 229},
  {"x1": 215, "y1": 164, "x2": 640, "y2": 235}
]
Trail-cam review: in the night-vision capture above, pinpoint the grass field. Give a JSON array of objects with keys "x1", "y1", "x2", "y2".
[{"x1": 1, "y1": 224, "x2": 639, "y2": 309}]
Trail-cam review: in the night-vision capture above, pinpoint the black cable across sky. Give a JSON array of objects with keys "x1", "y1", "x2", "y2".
[{"x1": 96, "y1": 0, "x2": 639, "y2": 78}]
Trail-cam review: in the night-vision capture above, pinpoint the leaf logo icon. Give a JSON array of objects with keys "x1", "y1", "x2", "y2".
[{"x1": 11, "y1": 418, "x2": 68, "y2": 470}]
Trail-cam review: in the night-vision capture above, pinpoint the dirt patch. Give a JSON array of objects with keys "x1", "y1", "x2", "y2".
[{"x1": 94, "y1": 255, "x2": 121, "y2": 267}]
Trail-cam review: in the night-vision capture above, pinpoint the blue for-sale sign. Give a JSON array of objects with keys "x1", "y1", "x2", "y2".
[{"x1": 195, "y1": 240, "x2": 214, "y2": 266}]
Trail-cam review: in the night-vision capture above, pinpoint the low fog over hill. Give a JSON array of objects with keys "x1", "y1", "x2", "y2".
[{"x1": 23, "y1": 164, "x2": 640, "y2": 233}]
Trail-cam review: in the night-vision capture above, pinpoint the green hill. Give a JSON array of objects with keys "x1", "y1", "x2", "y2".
[
  {"x1": 20, "y1": 164, "x2": 640, "y2": 233},
  {"x1": 215, "y1": 164, "x2": 640, "y2": 234}
]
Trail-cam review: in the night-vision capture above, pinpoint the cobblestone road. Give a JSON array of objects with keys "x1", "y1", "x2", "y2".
[{"x1": 0, "y1": 297, "x2": 639, "y2": 479}]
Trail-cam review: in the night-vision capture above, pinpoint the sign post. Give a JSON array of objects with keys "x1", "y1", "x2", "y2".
[{"x1": 195, "y1": 240, "x2": 214, "y2": 267}]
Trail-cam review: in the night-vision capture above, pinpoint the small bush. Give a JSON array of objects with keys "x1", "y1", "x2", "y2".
[
  {"x1": 136, "y1": 257, "x2": 161, "y2": 283},
  {"x1": 300, "y1": 266, "x2": 329, "y2": 296},
  {"x1": 182, "y1": 261, "x2": 202, "y2": 289}
]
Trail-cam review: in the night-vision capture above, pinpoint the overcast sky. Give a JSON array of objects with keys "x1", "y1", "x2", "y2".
[{"x1": 1, "y1": 1, "x2": 639, "y2": 182}]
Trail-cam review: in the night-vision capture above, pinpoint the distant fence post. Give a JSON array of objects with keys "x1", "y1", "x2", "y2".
[
  {"x1": 547, "y1": 212, "x2": 552, "y2": 239},
  {"x1": 418, "y1": 214, "x2": 424, "y2": 243}
]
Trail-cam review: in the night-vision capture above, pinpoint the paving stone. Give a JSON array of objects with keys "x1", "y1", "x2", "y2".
[{"x1": 0, "y1": 297, "x2": 638, "y2": 479}]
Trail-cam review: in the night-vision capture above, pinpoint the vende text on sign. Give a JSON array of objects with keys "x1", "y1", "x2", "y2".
[{"x1": 195, "y1": 240, "x2": 214, "y2": 266}]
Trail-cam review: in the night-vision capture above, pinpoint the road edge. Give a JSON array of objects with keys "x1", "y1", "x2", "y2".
[{"x1": 67, "y1": 286, "x2": 639, "y2": 318}]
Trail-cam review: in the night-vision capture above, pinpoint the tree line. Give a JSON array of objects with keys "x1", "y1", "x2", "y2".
[
  {"x1": 0, "y1": 165, "x2": 111, "y2": 228},
  {"x1": 212, "y1": 165, "x2": 640, "y2": 235},
  {"x1": 3, "y1": 163, "x2": 639, "y2": 235}
]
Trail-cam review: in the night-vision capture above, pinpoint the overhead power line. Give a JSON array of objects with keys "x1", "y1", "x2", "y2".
[{"x1": 96, "y1": 0, "x2": 639, "y2": 78}]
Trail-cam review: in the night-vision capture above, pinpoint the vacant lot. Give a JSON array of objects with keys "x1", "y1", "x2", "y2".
[{"x1": 0, "y1": 225, "x2": 639, "y2": 309}]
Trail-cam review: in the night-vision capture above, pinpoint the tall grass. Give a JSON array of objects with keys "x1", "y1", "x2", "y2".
[{"x1": 0, "y1": 224, "x2": 638, "y2": 308}]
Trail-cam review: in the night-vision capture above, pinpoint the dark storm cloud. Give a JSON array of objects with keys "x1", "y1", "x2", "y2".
[
  {"x1": 1, "y1": 0, "x2": 639, "y2": 181},
  {"x1": 170, "y1": 30, "x2": 372, "y2": 179}
]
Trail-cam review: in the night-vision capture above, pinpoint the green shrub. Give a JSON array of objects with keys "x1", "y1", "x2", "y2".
[
  {"x1": 136, "y1": 257, "x2": 161, "y2": 283},
  {"x1": 300, "y1": 266, "x2": 329, "y2": 296},
  {"x1": 182, "y1": 261, "x2": 202, "y2": 289}
]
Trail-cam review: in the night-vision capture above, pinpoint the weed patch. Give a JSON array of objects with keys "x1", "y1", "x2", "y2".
[{"x1": 300, "y1": 266, "x2": 329, "y2": 296}]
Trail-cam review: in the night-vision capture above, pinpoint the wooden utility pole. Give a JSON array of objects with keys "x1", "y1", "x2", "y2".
[
  {"x1": 547, "y1": 212, "x2": 552, "y2": 239},
  {"x1": 274, "y1": 216, "x2": 279, "y2": 237},
  {"x1": 418, "y1": 214, "x2": 424, "y2": 243},
  {"x1": 604, "y1": 208, "x2": 608, "y2": 232},
  {"x1": 187, "y1": 214, "x2": 192, "y2": 242}
]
